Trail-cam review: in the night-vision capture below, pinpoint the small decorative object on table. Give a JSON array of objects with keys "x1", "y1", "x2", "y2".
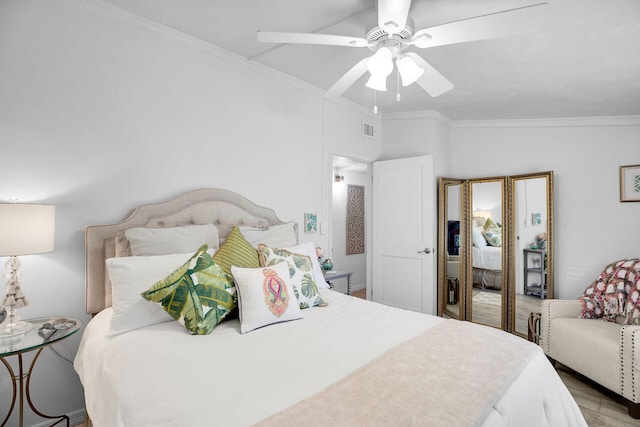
[{"x1": 322, "y1": 259, "x2": 333, "y2": 271}]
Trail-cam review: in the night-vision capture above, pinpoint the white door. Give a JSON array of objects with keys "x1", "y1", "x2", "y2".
[{"x1": 371, "y1": 155, "x2": 434, "y2": 313}]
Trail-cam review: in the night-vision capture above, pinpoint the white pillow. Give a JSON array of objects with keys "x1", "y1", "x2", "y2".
[
  {"x1": 239, "y1": 222, "x2": 297, "y2": 248},
  {"x1": 125, "y1": 224, "x2": 220, "y2": 256},
  {"x1": 231, "y1": 262, "x2": 303, "y2": 334},
  {"x1": 472, "y1": 227, "x2": 488, "y2": 248},
  {"x1": 106, "y1": 253, "x2": 192, "y2": 336},
  {"x1": 281, "y1": 242, "x2": 331, "y2": 289}
]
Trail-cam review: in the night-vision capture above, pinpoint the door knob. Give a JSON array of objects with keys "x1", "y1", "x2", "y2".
[{"x1": 418, "y1": 248, "x2": 432, "y2": 254}]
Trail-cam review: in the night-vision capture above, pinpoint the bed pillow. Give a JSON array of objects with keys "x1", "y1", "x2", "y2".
[
  {"x1": 106, "y1": 252, "x2": 196, "y2": 336},
  {"x1": 472, "y1": 227, "x2": 488, "y2": 248},
  {"x1": 124, "y1": 224, "x2": 220, "y2": 256},
  {"x1": 231, "y1": 262, "x2": 303, "y2": 333},
  {"x1": 482, "y1": 228, "x2": 502, "y2": 247},
  {"x1": 239, "y1": 222, "x2": 297, "y2": 248},
  {"x1": 281, "y1": 242, "x2": 331, "y2": 290},
  {"x1": 141, "y1": 245, "x2": 236, "y2": 335},
  {"x1": 258, "y1": 244, "x2": 325, "y2": 309},
  {"x1": 212, "y1": 226, "x2": 260, "y2": 276}
]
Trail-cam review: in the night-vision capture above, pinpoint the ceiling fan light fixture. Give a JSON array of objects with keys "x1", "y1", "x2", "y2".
[
  {"x1": 365, "y1": 73, "x2": 387, "y2": 92},
  {"x1": 367, "y1": 47, "x2": 393, "y2": 77},
  {"x1": 397, "y1": 55, "x2": 424, "y2": 86}
]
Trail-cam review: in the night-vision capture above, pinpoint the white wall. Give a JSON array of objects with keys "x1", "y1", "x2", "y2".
[
  {"x1": 0, "y1": 0, "x2": 378, "y2": 424},
  {"x1": 451, "y1": 120, "x2": 640, "y2": 299}
]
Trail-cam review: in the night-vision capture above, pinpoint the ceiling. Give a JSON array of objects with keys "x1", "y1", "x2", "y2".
[{"x1": 99, "y1": 0, "x2": 640, "y2": 120}]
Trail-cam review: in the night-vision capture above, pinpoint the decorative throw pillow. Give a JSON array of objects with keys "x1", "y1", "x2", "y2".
[
  {"x1": 212, "y1": 226, "x2": 260, "y2": 276},
  {"x1": 141, "y1": 245, "x2": 236, "y2": 335},
  {"x1": 106, "y1": 252, "x2": 197, "y2": 336},
  {"x1": 482, "y1": 228, "x2": 502, "y2": 247},
  {"x1": 124, "y1": 224, "x2": 220, "y2": 256},
  {"x1": 231, "y1": 262, "x2": 303, "y2": 333},
  {"x1": 483, "y1": 218, "x2": 497, "y2": 230},
  {"x1": 281, "y1": 242, "x2": 331, "y2": 290},
  {"x1": 579, "y1": 259, "x2": 640, "y2": 325},
  {"x1": 258, "y1": 244, "x2": 326, "y2": 309}
]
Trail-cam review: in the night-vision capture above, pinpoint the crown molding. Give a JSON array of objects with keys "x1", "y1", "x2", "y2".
[
  {"x1": 449, "y1": 115, "x2": 640, "y2": 128},
  {"x1": 381, "y1": 110, "x2": 453, "y2": 126}
]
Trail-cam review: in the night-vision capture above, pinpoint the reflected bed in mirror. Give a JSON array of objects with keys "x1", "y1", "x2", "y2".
[{"x1": 469, "y1": 178, "x2": 506, "y2": 330}]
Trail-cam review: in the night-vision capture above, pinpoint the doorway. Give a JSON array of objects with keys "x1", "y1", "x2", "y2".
[{"x1": 330, "y1": 155, "x2": 369, "y2": 296}]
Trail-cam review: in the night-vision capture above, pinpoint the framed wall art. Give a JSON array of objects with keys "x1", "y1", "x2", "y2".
[
  {"x1": 620, "y1": 164, "x2": 640, "y2": 202},
  {"x1": 304, "y1": 213, "x2": 317, "y2": 233}
]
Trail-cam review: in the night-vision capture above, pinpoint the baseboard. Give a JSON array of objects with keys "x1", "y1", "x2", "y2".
[{"x1": 31, "y1": 408, "x2": 86, "y2": 427}]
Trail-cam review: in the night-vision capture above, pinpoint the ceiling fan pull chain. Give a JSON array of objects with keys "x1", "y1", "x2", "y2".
[
  {"x1": 373, "y1": 90, "x2": 378, "y2": 114},
  {"x1": 396, "y1": 61, "x2": 401, "y2": 102}
]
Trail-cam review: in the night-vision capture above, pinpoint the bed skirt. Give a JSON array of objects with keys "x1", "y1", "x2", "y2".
[{"x1": 473, "y1": 268, "x2": 502, "y2": 290}]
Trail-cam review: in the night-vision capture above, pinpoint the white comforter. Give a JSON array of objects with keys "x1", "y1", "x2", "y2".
[
  {"x1": 473, "y1": 245, "x2": 503, "y2": 270},
  {"x1": 74, "y1": 290, "x2": 585, "y2": 427}
]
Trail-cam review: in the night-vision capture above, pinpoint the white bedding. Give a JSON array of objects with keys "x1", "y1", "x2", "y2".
[
  {"x1": 473, "y1": 245, "x2": 503, "y2": 271},
  {"x1": 74, "y1": 290, "x2": 585, "y2": 427}
]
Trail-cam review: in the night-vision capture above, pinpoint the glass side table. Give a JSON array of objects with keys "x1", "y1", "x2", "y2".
[{"x1": 0, "y1": 317, "x2": 82, "y2": 427}]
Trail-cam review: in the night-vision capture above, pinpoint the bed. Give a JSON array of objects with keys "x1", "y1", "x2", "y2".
[
  {"x1": 472, "y1": 221, "x2": 503, "y2": 290},
  {"x1": 74, "y1": 189, "x2": 586, "y2": 426}
]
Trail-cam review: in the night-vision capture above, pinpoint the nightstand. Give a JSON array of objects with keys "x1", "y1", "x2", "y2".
[
  {"x1": 0, "y1": 317, "x2": 82, "y2": 427},
  {"x1": 323, "y1": 271, "x2": 353, "y2": 295}
]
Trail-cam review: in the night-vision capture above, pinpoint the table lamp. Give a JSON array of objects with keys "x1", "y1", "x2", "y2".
[{"x1": 0, "y1": 203, "x2": 55, "y2": 336}]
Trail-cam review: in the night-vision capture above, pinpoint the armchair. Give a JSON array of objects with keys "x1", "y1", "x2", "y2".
[{"x1": 541, "y1": 299, "x2": 640, "y2": 418}]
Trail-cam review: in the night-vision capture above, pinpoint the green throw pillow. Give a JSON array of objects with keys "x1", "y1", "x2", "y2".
[
  {"x1": 213, "y1": 226, "x2": 260, "y2": 275},
  {"x1": 141, "y1": 244, "x2": 236, "y2": 335},
  {"x1": 258, "y1": 244, "x2": 325, "y2": 309}
]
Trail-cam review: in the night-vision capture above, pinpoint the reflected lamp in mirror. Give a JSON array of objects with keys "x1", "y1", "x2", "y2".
[
  {"x1": 473, "y1": 210, "x2": 492, "y2": 220},
  {"x1": 0, "y1": 203, "x2": 55, "y2": 337}
]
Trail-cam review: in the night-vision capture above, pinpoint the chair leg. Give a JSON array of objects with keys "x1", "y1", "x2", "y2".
[{"x1": 628, "y1": 401, "x2": 640, "y2": 419}]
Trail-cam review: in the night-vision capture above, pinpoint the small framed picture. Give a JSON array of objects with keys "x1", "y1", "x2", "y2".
[
  {"x1": 304, "y1": 213, "x2": 317, "y2": 233},
  {"x1": 620, "y1": 164, "x2": 640, "y2": 202},
  {"x1": 531, "y1": 212, "x2": 542, "y2": 225}
]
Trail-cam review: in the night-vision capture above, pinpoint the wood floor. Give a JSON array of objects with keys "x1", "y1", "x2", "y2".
[{"x1": 350, "y1": 289, "x2": 639, "y2": 427}]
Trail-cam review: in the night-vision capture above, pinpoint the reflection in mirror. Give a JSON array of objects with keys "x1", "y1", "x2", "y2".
[
  {"x1": 469, "y1": 178, "x2": 506, "y2": 329},
  {"x1": 509, "y1": 172, "x2": 554, "y2": 337},
  {"x1": 438, "y1": 179, "x2": 466, "y2": 319}
]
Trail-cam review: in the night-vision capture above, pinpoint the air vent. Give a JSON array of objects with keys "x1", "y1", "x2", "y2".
[{"x1": 362, "y1": 121, "x2": 375, "y2": 138}]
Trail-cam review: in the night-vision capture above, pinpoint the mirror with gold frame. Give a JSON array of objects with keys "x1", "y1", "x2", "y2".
[
  {"x1": 467, "y1": 177, "x2": 507, "y2": 330},
  {"x1": 508, "y1": 171, "x2": 554, "y2": 337},
  {"x1": 437, "y1": 178, "x2": 467, "y2": 320}
]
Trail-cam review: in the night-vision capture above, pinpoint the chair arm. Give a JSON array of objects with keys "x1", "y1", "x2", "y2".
[
  {"x1": 620, "y1": 325, "x2": 640, "y2": 403},
  {"x1": 540, "y1": 299, "x2": 582, "y2": 354}
]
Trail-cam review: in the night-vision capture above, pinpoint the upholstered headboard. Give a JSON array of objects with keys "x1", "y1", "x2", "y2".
[{"x1": 85, "y1": 188, "x2": 295, "y2": 315}]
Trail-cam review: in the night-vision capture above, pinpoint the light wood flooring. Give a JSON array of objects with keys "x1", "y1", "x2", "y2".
[{"x1": 74, "y1": 290, "x2": 638, "y2": 427}]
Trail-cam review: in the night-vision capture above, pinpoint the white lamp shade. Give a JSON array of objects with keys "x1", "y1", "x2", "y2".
[
  {"x1": 365, "y1": 73, "x2": 388, "y2": 91},
  {"x1": 0, "y1": 204, "x2": 55, "y2": 256},
  {"x1": 367, "y1": 47, "x2": 393, "y2": 77},
  {"x1": 397, "y1": 55, "x2": 425, "y2": 86}
]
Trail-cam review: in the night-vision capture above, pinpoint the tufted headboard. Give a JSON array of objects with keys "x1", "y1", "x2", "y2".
[{"x1": 85, "y1": 188, "x2": 295, "y2": 315}]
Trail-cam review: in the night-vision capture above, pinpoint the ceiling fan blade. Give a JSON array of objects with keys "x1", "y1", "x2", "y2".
[
  {"x1": 411, "y1": 2, "x2": 549, "y2": 48},
  {"x1": 324, "y1": 57, "x2": 370, "y2": 98},
  {"x1": 257, "y1": 31, "x2": 369, "y2": 48},
  {"x1": 377, "y1": 0, "x2": 412, "y2": 35},
  {"x1": 405, "y1": 53, "x2": 453, "y2": 97}
]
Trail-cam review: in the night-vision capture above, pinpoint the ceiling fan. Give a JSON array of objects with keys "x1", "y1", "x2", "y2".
[{"x1": 257, "y1": 0, "x2": 549, "y2": 103}]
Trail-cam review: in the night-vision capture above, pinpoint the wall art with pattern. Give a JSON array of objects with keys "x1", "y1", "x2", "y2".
[{"x1": 346, "y1": 185, "x2": 365, "y2": 255}]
